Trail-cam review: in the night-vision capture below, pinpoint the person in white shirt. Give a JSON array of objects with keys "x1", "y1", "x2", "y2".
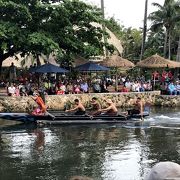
[{"x1": 8, "y1": 84, "x2": 16, "y2": 96}]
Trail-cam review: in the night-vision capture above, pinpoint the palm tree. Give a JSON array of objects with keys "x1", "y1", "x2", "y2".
[
  {"x1": 140, "y1": 0, "x2": 148, "y2": 60},
  {"x1": 148, "y1": 0, "x2": 180, "y2": 59}
]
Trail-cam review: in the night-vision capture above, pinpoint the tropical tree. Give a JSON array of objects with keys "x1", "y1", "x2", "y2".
[
  {"x1": 148, "y1": 0, "x2": 180, "y2": 59},
  {"x1": 144, "y1": 30, "x2": 165, "y2": 57},
  {"x1": 0, "y1": 0, "x2": 111, "y2": 72},
  {"x1": 122, "y1": 28, "x2": 142, "y2": 62}
]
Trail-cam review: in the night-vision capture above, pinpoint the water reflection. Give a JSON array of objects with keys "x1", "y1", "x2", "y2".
[{"x1": 0, "y1": 108, "x2": 180, "y2": 180}]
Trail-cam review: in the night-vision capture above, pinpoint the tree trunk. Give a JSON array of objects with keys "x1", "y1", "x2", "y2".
[
  {"x1": 176, "y1": 37, "x2": 180, "y2": 62},
  {"x1": 168, "y1": 30, "x2": 171, "y2": 59},
  {"x1": 36, "y1": 54, "x2": 41, "y2": 66},
  {"x1": 163, "y1": 29, "x2": 168, "y2": 58},
  {"x1": 0, "y1": 51, "x2": 4, "y2": 75},
  {"x1": 140, "y1": 0, "x2": 148, "y2": 60}
]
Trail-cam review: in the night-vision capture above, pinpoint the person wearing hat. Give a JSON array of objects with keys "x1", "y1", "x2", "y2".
[
  {"x1": 31, "y1": 91, "x2": 47, "y2": 115},
  {"x1": 99, "y1": 99, "x2": 118, "y2": 116}
]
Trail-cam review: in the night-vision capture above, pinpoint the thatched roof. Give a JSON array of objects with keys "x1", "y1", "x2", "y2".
[
  {"x1": 2, "y1": 56, "x2": 22, "y2": 68},
  {"x1": 2, "y1": 53, "x2": 59, "y2": 68},
  {"x1": 100, "y1": 55, "x2": 135, "y2": 68},
  {"x1": 72, "y1": 56, "x2": 89, "y2": 67},
  {"x1": 91, "y1": 22, "x2": 123, "y2": 55},
  {"x1": 137, "y1": 54, "x2": 180, "y2": 68}
]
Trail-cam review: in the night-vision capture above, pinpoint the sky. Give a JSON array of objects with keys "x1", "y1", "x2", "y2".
[{"x1": 83, "y1": 0, "x2": 165, "y2": 29}]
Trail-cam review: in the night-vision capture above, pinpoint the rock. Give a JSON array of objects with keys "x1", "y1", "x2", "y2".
[
  {"x1": 1, "y1": 91, "x2": 180, "y2": 112},
  {"x1": 145, "y1": 161, "x2": 180, "y2": 180},
  {"x1": 69, "y1": 176, "x2": 93, "y2": 180}
]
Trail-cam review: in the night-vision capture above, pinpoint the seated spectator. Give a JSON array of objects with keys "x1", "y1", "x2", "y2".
[
  {"x1": 74, "y1": 84, "x2": 81, "y2": 94},
  {"x1": 131, "y1": 81, "x2": 140, "y2": 92},
  {"x1": 80, "y1": 81, "x2": 89, "y2": 93},
  {"x1": 56, "y1": 88, "x2": 65, "y2": 95},
  {"x1": 15, "y1": 85, "x2": 20, "y2": 96},
  {"x1": 121, "y1": 86, "x2": 129, "y2": 92},
  {"x1": 146, "y1": 81, "x2": 152, "y2": 91},
  {"x1": 175, "y1": 81, "x2": 180, "y2": 95},
  {"x1": 66, "y1": 82, "x2": 73, "y2": 94},
  {"x1": 168, "y1": 82, "x2": 177, "y2": 95},
  {"x1": 19, "y1": 84, "x2": 28, "y2": 96},
  {"x1": 139, "y1": 82, "x2": 145, "y2": 92},
  {"x1": 59, "y1": 83, "x2": 66, "y2": 94},
  {"x1": 7, "y1": 83, "x2": 16, "y2": 96},
  {"x1": 93, "y1": 81, "x2": 101, "y2": 93},
  {"x1": 125, "y1": 79, "x2": 132, "y2": 90},
  {"x1": 100, "y1": 81, "x2": 108, "y2": 93}
]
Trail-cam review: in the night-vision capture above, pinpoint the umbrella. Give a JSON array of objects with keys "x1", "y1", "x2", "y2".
[
  {"x1": 75, "y1": 62, "x2": 110, "y2": 72},
  {"x1": 100, "y1": 55, "x2": 135, "y2": 68},
  {"x1": 31, "y1": 63, "x2": 69, "y2": 73},
  {"x1": 136, "y1": 54, "x2": 180, "y2": 68}
]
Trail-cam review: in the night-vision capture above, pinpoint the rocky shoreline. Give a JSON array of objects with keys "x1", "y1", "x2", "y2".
[{"x1": 0, "y1": 91, "x2": 179, "y2": 112}]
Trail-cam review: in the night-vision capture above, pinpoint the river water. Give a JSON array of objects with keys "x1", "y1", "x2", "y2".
[{"x1": 0, "y1": 107, "x2": 180, "y2": 180}]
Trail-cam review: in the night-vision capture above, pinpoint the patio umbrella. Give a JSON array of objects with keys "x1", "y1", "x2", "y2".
[
  {"x1": 75, "y1": 62, "x2": 109, "y2": 72},
  {"x1": 31, "y1": 63, "x2": 69, "y2": 73},
  {"x1": 136, "y1": 54, "x2": 180, "y2": 68}
]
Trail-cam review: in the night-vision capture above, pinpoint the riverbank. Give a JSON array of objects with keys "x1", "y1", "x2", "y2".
[
  {"x1": 0, "y1": 91, "x2": 179, "y2": 112},
  {"x1": 0, "y1": 91, "x2": 159, "y2": 112}
]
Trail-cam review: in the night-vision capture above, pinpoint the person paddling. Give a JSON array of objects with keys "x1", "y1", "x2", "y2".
[
  {"x1": 128, "y1": 97, "x2": 144, "y2": 117},
  {"x1": 88, "y1": 97, "x2": 101, "y2": 116},
  {"x1": 31, "y1": 91, "x2": 47, "y2": 115},
  {"x1": 99, "y1": 99, "x2": 118, "y2": 116},
  {"x1": 65, "y1": 99, "x2": 86, "y2": 115}
]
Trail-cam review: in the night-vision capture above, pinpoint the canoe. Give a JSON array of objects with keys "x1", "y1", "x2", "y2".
[{"x1": 0, "y1": 112, "x2": 149, "y2": 125}]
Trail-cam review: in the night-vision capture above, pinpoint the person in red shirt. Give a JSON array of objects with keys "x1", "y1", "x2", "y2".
[
  {"x1": 152, "y1": 71, "x2": 159, "y2": 80},
  {"x1": 31, "y1": 91, "x2": 47, "y2": 115},
  {"x1": 161, "y1": 70, "x2": 168, "y2": 82}
]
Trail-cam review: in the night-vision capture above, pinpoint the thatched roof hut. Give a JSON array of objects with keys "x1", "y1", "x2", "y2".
[
  {"x1": 137, "y1": 54, "x2": 180, "y2": 68},
  {"x1": 100, "y1": 55, "x2": 135, "y2": 68},
  {"x1": 72, "y1": 56, "x2": 89, "y2": 67}
]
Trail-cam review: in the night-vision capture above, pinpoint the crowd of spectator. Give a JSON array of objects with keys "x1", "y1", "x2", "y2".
[
  {"x1": 3, "y1": 74, "x2": 153, "y2": 97},
  {"x1": 0, "y1": 69, "x2": 179, "y2": 96}
]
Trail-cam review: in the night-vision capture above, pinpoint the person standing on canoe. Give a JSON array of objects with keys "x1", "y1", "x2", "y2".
[
  {"x1": 99, "y1": 99, "x2": 118, "y2": 116},
  {"x1": 31, "y1": 91, "x2": 47, "y2": 115},
  {"x1": 65, "y1": 99, "x2": 86, "y2": 115},
  {"x1": 88, "y1": 97, "x2": 101, "y2": 116}
]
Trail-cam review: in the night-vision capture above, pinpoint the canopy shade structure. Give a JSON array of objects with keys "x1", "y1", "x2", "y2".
[
  {"x1": 137, "y1": 54, "x2": 180, "y2": 68},
  {"x1": 75, "y1": 62, "x2": 110, "y2": 72},
  {"x1": 100, "y1": 55, "x2": 135, "y2": 68},
  {"x1": 30, "y1": 63, "x2": 69, "y2": 73},
  {"x1": 72, "y1": 56, "x2": 89, "y2": 67}
]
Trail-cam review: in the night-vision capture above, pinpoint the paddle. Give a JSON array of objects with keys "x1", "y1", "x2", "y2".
[{"x1": 45, "y1": 111, "x2": 55, "y2": 120}]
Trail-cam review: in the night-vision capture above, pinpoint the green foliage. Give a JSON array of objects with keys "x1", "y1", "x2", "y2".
[
  {"x1": 0, "y1": 0, "x2": 109, "y2": 70},
  {"x1": 148, "y1": 0, "x2": 180, "y2": 58}
]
